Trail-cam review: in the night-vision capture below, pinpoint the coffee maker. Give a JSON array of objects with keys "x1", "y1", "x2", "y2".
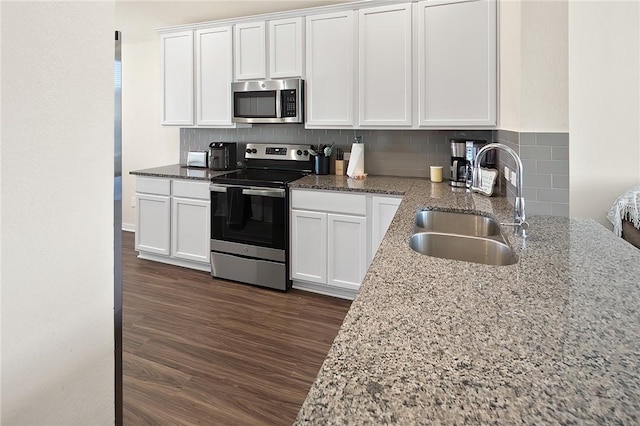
[
  {"x1": 449, "y1": 139, "x2": 491, "y2": 187},
  {"x1": 208, "y1": 142, "x2": 237, "y2": 170}
]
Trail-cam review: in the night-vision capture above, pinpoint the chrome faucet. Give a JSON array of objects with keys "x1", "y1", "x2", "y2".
[{"x1": 472, "y1": 143, "x2": 529, "y2": 237}]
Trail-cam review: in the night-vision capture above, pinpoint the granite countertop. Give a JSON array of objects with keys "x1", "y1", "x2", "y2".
[
  {"x1": 130, "y1": 164, "x2": 235, "y2": 181},
  {"x1": 291, "y1": 175, "x2": 640, "y2": 424}
]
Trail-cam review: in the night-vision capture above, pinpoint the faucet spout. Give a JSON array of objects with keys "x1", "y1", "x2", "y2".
[{"x1": 472, "y1": 143, "x2": 528, "y2": 237}]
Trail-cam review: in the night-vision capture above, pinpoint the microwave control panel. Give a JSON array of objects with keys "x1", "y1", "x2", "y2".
[{"x1": 282, "y1": 90, "x2": 297, "y2": 117}]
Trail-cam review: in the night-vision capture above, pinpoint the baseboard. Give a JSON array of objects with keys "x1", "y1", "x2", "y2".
[
  {"x1": 122, "y1": 223, "x2": 135, "y2": 232},
  {"x1": 292, "y1": 280, "x2": 357, "y2": 301},
  {"x1": 137, "y1": 251, "x2": 211, "y2": 273}
]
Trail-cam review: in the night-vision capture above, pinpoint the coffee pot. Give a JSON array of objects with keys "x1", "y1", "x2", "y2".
[
  {"x1": 450, "y1": 140, "x2": 469, "y2": 187},
  {"x1": 208, "y1": 142, "x2": 237, "y2": 170},
  {"x1": 449, "y1": 139, "x2": 491, "y2": 187}
]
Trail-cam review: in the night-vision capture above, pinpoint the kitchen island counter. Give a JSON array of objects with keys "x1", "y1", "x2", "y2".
[{"x1": 292, "y1": 175, "x2": 640, "y2": 424}]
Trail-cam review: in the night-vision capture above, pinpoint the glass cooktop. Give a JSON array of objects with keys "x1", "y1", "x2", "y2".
[{"x1": 211, "y1": 168, "x2": 307, "y2": 188}]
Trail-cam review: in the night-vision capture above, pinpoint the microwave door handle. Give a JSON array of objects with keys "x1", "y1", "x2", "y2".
[{"x1": 275, "y1": 90, "x2": 282, "y2": 118}]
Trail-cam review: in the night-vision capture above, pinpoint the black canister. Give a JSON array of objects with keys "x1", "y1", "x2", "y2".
[{"x1": 314, "y1": 155, "x2": 330, "y2": 175}]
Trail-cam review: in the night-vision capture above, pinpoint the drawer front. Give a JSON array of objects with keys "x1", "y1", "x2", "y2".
[
  {"x1": 173, "y1": 180, "x2": 210, "y2": 199},
  {"x1": 291, "y1": 190, "x2": 366, "y2": 215},
  {"x1": 136, "y1": 177, "x2": 171, "y2": 196}
]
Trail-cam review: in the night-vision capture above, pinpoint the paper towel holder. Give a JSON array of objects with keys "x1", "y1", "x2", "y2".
[{"x1": 347, "y1": 135, "x2": 365, "y2": 178}]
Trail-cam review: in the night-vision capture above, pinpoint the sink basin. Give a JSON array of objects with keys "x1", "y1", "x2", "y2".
[
  {"x1": 409, "y1": 232, "x2": 517, "y2": 266},
  {"x1": 415, "y1": 210, "x2": 501, "y2": 237}
]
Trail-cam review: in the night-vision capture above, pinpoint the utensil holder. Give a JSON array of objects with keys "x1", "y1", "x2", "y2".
[{"x1": 314, "y1": 155, "x2": 330, "y2": 175}]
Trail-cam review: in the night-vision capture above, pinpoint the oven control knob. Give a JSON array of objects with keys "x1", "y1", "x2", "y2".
[
  {"x1": 296, "y1": 150, "x2": 302, "y2": 155},
  {"x1": 251, "y1": 148, "x2": 257, "y2": 154},
  {"x1": 303, "y1": 150, "x2": 308, "y2": 156},
  {"x1": 245, "y1": 148, "x2": 252, "y2": 154}
]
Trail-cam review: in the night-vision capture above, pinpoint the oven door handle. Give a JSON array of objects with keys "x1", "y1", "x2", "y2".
[{"x1": 210, "y1": 184, "x2": 286, "y2": 198}]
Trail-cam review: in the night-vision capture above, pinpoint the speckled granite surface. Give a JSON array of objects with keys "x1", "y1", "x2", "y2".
[
  {"x1": 130, "y1": 164, "x2": 235, "y2": 181},
  {"x1": 129, "y1": 169, "x2": 640, "y2": 421},
  {"x1": 292, "y1": 175, "x2": 640, "y2": 424}
]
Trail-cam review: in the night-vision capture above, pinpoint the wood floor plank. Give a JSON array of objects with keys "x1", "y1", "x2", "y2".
[{"x1": 122, "y1": 231, "x2": 351, "y2": 425}]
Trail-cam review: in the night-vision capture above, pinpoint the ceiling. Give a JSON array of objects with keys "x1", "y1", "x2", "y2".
[{"x1": 116, "y1": 0, "x2": 353, "y2": 43}]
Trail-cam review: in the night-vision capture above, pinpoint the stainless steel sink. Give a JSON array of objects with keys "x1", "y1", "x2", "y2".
[
  {"x1": 409, "y1": 232, "x2": 517, "y2": 266},
  {"x1": 415, "y1": 210, "x2": 501, "y2": 237}
]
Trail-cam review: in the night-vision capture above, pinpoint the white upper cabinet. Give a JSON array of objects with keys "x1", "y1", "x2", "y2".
[
  {"x1": 195, "y1": 26, "x2": 234, "y2": 126},
  {"x1": 416, "y1": 0, "x2": 497, "y2": 127},
  {"x1": 234, "y1": 21, "x2": 266, "y2": 80},
  {"x1": 160, "y1": 31, "x2": 194, "y2": 125},
  {"x1": 305, "y1": 11, "x2": 356, "y2": 128},
  {"x1": 158, "y1": 0, "x2": 498, "y2": 129},
  {"x1": 358, "y1": 3, "x2": 413, "y2": 127},
  {"x1": 269, "y1": 17, "x2": 304, "y2": 78}
]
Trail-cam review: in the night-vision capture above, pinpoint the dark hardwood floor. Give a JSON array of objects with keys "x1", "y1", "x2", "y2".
[{"x1": 122, "y1": 231, "x2": 351, "y2": 425}]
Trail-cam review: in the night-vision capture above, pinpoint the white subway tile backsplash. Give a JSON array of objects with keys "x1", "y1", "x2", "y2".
[
  {"x1": 180, "y1": 127, "x2": 569, "y2": 217},
  {"x1": 537, "y1": 188, "x2": 570, "y2": 203},
  {"x1": 520, "y1": 146, "x2": 552, "y2": 161},
  {"x1": 526, "y1": 201, "x2": 554, "y2": 216},
  {"x1": 535, "y1": 133, "x2": 569, "y2": 147},
  {"x1": 181, "y1": 126, "x2": 493, "y2": 179},
  {"x1": 519, "y1": 133, "x2": 535, "y2": 146},
  {"x1": 524, "y1": 173, "x2": 552, "y2": 188},
  {"x1": 551, "y1": 146, "x2": 569, "y2": 161},
  {"x1": 537, "y1": 160, "x2": 569, "y2": 175},
  {"x1": 552, "y1": 203, "x2": 570, "y2": 217},
  {"x1": 552, "y1": 174, "x2": 570, "y2": 190}
]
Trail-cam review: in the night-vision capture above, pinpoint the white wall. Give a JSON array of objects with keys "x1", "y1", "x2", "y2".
[
  {"x1": 1, "y1": 2, "x2": 115, "y2": 424},
  {"x1": 499, "y1": 0, "x2": 568, "y2": 132},
  {"x1": 569, "y1": 1, "x2": 640, "y2": 224},
  {"x1": 498, "y1": 0, "x2": 522, "y2": 131},
  {"x1": 520, "y1": 0, "x2": 568, "y2": 132}
]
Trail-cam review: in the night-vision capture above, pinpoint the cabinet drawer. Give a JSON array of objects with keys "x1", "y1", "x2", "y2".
[
  {"x1": 291, "y1": 190, "x2": 366, "y2": 215},
  {"x1": 136, "y1": 177, "x2": 171, "y2": 195},
  {"x1": 173, "y1": 180, "x2": 210, "y2": 199}
]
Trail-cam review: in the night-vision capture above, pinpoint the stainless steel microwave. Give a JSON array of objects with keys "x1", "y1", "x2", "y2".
[{"x1": 231, "y1": 78, "x2": 303, "y2": 124}]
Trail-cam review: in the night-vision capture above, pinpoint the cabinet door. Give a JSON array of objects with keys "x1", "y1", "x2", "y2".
[
  {"x1": 305, "y1": 11, "x2": 355, "y2": 127},
  {"x1": 359, "y1": 3, "x2": 413, "y2": 127},
  {"x1": 291, "y1": 209, "x2": 327, "y2": 284},
  {"x1": 171, "y1": 197, "x2": 211, "y2": 263},
  {"x1": 269, "y1": 17, "x2": 304, "y2": 79},
  {"x1": 135, "y1": 194, "x2": 171, "y2": 255},
  {"x1": 370, "y1": 196, "x2": 402, "y2": 265},
  {"x1": 327, "y1": 213, "x2": 367, "y2": 291},
  {"x1": 234, "y1": 21, "x2": 266, "y2": 80},
  {"x1": 196, "y1": 26, "x2": 234, "y2": 126},
  {"x1": 417, "y1": 0, "x2": 497, "y2": 127},
  {"x1": 160, "y1": 30, "x2": 194, "y2": 125}
]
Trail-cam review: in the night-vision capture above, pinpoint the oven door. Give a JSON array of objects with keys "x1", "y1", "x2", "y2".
[{"x1": 210, "y1": 184, "x2": 286, "y2": 251}]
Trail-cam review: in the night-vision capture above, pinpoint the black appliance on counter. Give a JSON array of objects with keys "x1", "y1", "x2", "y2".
[
  {"x1": 449, "y1": 139, "x2": 495, "y2": 187},
  {"x1": 209, "y1": 143, "x2": 313, "y2": 290},
  {"x1": 208, "y1": 142, "x2": 237, "y2": 170}
]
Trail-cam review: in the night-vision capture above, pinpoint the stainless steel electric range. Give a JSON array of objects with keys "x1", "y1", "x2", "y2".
[{"x1": 209, "y1": 143, "x2": 313, "y2": 290}]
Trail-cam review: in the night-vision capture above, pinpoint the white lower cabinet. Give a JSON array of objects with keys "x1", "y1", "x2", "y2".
[
  {"x1": 370, "y1": 196, "x2": 402, "y2": 264},
  {"x1": 136, "y1": 193, "x2": 171, "y2": 256},
  {"x1": 135, "y1": 177, "x2": 211, "y2": 272},
  {"x1": 291, "y1": 210, "x2": 327, "y2": 284},
  {"x1": 171, "y1": 197, "x2": 210, "y2": 263},
  {"x1": 290, "y1": 189, "x2": 401, "y2": 300},
  {"x1": 327, "y1": 213, "x2": 367, "y2": 291}
]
